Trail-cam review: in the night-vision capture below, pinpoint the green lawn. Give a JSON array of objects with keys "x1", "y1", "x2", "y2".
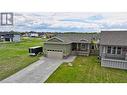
[
  {"x1": 0, "y1": 37, "x2": 46, "y2": 81},
  {"x1": 46, "y1": 56, "x2": 127, "y2": 83}
]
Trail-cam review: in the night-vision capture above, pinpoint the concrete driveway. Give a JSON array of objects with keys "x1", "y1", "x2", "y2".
[{"x1": 0, "y1": 56, "x2": 76, "y2": 83}]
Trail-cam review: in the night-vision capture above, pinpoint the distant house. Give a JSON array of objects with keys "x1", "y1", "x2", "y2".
[
  {"x1": 45, "y1": 32, "x2": 55, "y2": 38},
  {"x1": 42, "y1": 34, "x2": 46, "y2": 38},
  {"x1": 43, "y1": 33, "x2": 99, "y2": 59},
  {"x1": 38, "y1": 32, "x2": 44, "y2": 37},
  {"x1": 100, "y1": 30, "x2": 127, "y2": 70},
  {"x1": 28, "y1": 31, "x2": 39, "y2": 37},
  {"x1": 20, "y1": 32, "x2": 29, "y2": 37},
  {"x1": 0, "y1": 32, "x2": 20, "y2": 42}
]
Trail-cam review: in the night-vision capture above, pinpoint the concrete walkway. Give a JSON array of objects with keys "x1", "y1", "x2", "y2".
[{"x1": 0, "y1": 56, "x2": 76, "y2": 83}]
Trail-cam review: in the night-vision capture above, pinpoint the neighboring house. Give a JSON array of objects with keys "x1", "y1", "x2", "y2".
[
  {"x1": 45, "y1": 32, "x2": 55, "y2": 38},
  {"x1": 42, "y1": 34, "x2": 46, "y2": 38},
  {"x1": 28, "y1": 31, "x2": 39, "y2": 37},
  {"x1": 43, "y1": 33, "x2": 99, "y2": 59},
  {"x1": 20, "y1": 32, "x2": 29, "y2": 37},
  {"x1": 100, "y1": 30, "x2": 127, "y2": 70},
  {"x1": 38, "y1": 32, "x2": 44, "y2": 37},
  {"x1": 0, "y1": 32, "x2": 20, "y2": 42}
]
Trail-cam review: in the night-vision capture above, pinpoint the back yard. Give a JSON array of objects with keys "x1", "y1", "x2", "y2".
[
  {"x1": 0, "y1": 37, "x2": 46, "y2": 81},
  {"x1": 46, "y1": 56, "x2": 127, "y2": 83}
]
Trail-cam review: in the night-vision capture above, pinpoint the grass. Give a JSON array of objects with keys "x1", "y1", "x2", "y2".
[
  {"x1": 0, "y1": 37, "x2": 46, "y2": 81},
  {"x1": 46, "y1": 56, "x2": 127, "y2": 83}
]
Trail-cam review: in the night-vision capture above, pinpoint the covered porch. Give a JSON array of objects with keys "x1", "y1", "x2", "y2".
[
  {"x1": 71, "y1": 43, "x2": 90, "y2": 56},
  {"x1": 101, "y1": 45, "x2": 127, "y2": 69}
]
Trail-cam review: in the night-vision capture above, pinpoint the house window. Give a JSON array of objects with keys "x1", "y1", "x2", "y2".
[
  {"x1": 81, "y1": 44, "x2": 85, "y2": 48},
  {"x1": 107, "y1": 46, "x2": 111, "y2": 54},
  {"x1": 117, "y1": 47, "x2": 122, "y2": 54},
  {"x1": 81, "y1": 44, "x2": 87, "y2": 50},
  {"x1": 112, "y1": 47, "x2": 116, "y2": 54}
]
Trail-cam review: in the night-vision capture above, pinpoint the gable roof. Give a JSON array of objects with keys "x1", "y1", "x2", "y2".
[
  {"x1": 100, "y1": 30, "x2": 127, "y2": 46},
  {"x1": 0, "y1": 32, "x2": 20, "y2": 35},
  {"x1": 47, "y1": 37, "x2": 64, "y2": 42},
  {"x1": 46, "y1": 33, "x2": 100, "y2": 44},
  {"x1": 0, "y1": 32, "x2": 13, "y2": 35}
]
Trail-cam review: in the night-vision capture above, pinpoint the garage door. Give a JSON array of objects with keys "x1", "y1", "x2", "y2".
[{"x1": 47, "y1": 50, "x2": 63, "y2": 59}]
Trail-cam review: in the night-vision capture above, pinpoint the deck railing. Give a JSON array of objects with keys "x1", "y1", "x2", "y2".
[
  {"x1": 71, "y1": 50, "x2": 89, "y2": 56},
  {"x1": 101, "y1": 58, "x2": 127, "y2": 69}
]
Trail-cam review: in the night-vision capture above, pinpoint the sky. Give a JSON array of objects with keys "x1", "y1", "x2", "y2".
[{"x1": 1, "y1": 12, "x2": 127, "y2": 32}]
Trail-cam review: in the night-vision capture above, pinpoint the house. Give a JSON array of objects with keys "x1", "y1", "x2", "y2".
[
  {"x1": 20, "y1": 32, "x2": 29, "y2": 37},
  {"x1": 38, "y1": 32, "x2": 44, "y2": 37},
  {"x1": 43, "y1": 33, "x2": 99, "y2": 59},
  {"x1": 0, "y1": 32, "x2": 20, "y2": 42},
  {"x1": 100, "y1": 30, "x2": 127, "y2": 70},
  {"x1": 28, "y1": 31, "x2": 39, "y2": 37},
  {"x1": 45, "y1": 32, "x2": 56, "y2": 38}
]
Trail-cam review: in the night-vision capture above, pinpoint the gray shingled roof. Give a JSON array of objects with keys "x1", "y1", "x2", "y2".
[
  {"x1": 0, "y1": 32, "x2": 20, "y2": 35},
  {"x1": 100, "y1": 31, "x2": 127, "y2": 46},
  {"x1": 48, "y1": 33, "x2": 100, "y2": 44},
  {"x1": 0, "y1": 32, "x2": 12, "y2": 35}
]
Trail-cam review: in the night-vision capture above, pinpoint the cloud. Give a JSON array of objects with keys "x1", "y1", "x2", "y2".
[
  {"x1": 1, "y1": 12, "x2": 127, "y2": 32},
  {"x1": 60, "y1": 18, "x2": 85, "y2": 23},
  {"x1": 87, "y1": 15, "x2": 104, "y2": 20}
]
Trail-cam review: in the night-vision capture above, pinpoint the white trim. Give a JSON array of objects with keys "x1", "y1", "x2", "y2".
[
  {"x1": 46, "y1": 37, "x2": 64, "y2": 42},
  {"x1": 44, "y1": 42, "x2": 69, "y2": 44},
  {"x1": 117, "y1": 47, "x2": 122, "y2": 55},
  {"x1": 80, "y1": 39, "x2": 88, "y2": 42},
  {"x1": 106, "y1": 46, "x2": 122, "y2": 55},
  {"x1": 111, "y1": 46, "x2": 116, "y2": 54},
  {"x1": 107, "y1": 46, "x2": 111, "y2": 54},
  {"x1": 102, "y1": 58, "x2": 127, "y2": 63},
  {"x1": 103, "y1": 46, "x2": 106, "y2": 53}
]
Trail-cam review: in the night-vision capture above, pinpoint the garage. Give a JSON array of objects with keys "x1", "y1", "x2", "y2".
[
  {"x1": 5, "y1": 38, "x2": 11, "y2": 41},
  {"x1": 47, "y1": 50, "x2": 63, "y2": 59}
]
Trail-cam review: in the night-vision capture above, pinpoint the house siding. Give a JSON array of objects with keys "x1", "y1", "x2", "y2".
[{"x1": 13, "y1": 35, "x2": 20, "y2": 42}]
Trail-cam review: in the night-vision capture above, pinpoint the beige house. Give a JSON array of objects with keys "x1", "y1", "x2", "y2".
[{"x1": 43, "y1": 33, "x2": 99, "y2": 59}]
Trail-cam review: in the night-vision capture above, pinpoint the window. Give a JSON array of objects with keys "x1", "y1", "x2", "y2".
[
  {"x1": 47, "y1": 50, "x2": 62, "y2": 52},
  {"x1": 107, "y1": 46, "x2": 122, "y2": 54},
  {"x1": 112, "y1": 47, "x2": 116, "y2": 54},
  {"x1": 81, "y1": 44, "x2": 86, "y2": 48},
  {"x1": 81, "y1": 44, "x2": 87, "y2": 50},
  {"x1": 107, "y1": 46, "x2": 111, "y2": 54},
  {"x1": 117, "y1": 47, "x2": 122, "y2": 54}
]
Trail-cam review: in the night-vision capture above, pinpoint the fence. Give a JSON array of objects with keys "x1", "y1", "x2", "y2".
[{"x1": 101, "y1": 58, "x2": 127, "y2": 70}]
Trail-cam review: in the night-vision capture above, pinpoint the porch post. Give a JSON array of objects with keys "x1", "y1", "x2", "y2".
[
  {"x1": 125, "y1": 52, "x2": 127, "y2": 60},
  {"x1": 102, "y1": 46, "x2": 105, "y2": 58},
  {"x1": 88, "y1": 44, "x2": 90, "y2": 52},
  {"x1": 77, "y1": 43, "x2": 78, "y2": 51},
  {"x1": 87, "y1": 44, "x2": 89, "y2": 50}
]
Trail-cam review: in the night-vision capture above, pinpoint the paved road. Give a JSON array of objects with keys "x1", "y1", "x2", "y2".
[{"x1": 0, "y1": 56, "x2": 76, "y2": 83}]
